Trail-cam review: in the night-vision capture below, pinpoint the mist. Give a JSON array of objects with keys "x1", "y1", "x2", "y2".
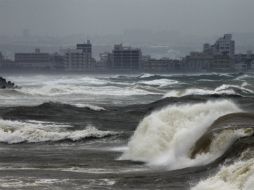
[{"x1": 0, "y1": 0, "x2": 254, "y2": 37}]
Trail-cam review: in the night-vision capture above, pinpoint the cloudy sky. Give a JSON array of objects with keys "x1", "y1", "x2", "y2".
[{"x1": 0, "y1": 0, "x2": 254, "y2": 37}]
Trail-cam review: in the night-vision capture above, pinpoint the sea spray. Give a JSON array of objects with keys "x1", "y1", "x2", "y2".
[
  {"x1": 163, "y1": 82, "x2": 253, "y2": 98},
  {"x1": 191, "y1": 158, "x2": 254, "y2": 190},
  {"x1": 120, "y1": 100, "x2": 243, "y2": 169}
]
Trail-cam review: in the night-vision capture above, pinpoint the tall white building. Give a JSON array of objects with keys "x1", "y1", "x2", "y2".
[
  {"x1": 213, "y1": 34, "x2": 235, "y2": 57},
  {"x1": 203, "y1": 34, "x2": 235, "y2": 58}
]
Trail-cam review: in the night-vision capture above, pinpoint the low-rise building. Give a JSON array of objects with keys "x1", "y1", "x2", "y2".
[
  {"x1": 183, "y1": 52, "x2": 212, "y2": 72},
  {"x1": 210, "y1": 55, "x2": 233, "y2": 72},
  {"x1": 50, "y1": 53, "x2": 65, "y2": 70},
  {"x1": 143, "y1": 57, "x2": 179, "y2": 72},
  {"x1": 64, "y1": 49, "x2": 86, "y2": 71},
  {"x1": 234, "y1": 51, "x2": 254, "y2": 72},
  {"x1": 15, "y1": 49, "x2": 51, "y2": 70}
]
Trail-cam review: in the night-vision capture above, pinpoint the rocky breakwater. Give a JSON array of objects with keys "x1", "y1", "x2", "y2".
[{"x1": 0, "y1": 76, "x2": 16, "y2": 89}]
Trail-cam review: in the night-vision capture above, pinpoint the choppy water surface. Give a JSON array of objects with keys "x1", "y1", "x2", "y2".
[{"x1": 0, "y1": 72, "x2": 254, "y2": 190}]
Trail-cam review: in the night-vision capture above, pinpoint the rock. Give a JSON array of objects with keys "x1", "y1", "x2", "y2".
[{"x1": 0, "y1": 76, "x2": 17, "y2": 89}]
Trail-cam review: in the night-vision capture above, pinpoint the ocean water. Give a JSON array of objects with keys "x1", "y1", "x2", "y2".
[{"x1": 0, "y1": 72, "x2": 254, "y2": 189}]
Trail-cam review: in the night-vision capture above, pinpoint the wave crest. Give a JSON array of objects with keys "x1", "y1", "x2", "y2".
[
  {"x1": 120, "y1": 100, "x2": 248, "y2": 169},
  {"x1": 0, "y1": 119, "x2": 117, "y2": 144},
  {"x1": 192, "y1": 158, "x2": 254, "y2": 190},
  {"x1": 163, "y1": 83, "x2": 253, "y2": 98}
]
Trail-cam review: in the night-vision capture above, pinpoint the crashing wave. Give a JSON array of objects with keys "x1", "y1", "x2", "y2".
[
  {"x1": 120, "y1": 100, "x2": 254, "y2": 170},
  {"x1": 191, "y1": 158, "x2": 254, "y2": 190},
  {"x1": 138, "y1": 79, "x2": 179, "y2": 87},
  {"x1": 0, "y1": 119, "x2": 117, "y2": 144},
  {"x1": 163, "y1": 83, "x2": 253, "y2": 98}
]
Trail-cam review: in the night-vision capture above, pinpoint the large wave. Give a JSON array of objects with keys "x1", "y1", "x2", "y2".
[
  {"x1": 0, "y1": 119, "x2": 117, "y2": 144},
  {"x1": 192, "y1": 158, "x2": 254, "y2": 190},
  {"x1": 120, "y1": 100, "x2": 253, "y2": 170},
  {"x1": 163, "y1": 82, "x2": 253, "y2": 98}
]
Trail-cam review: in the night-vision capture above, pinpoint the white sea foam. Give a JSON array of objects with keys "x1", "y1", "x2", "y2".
[
  {"x1": 0, "y1": 119, "x2": 116, "y2": 144},
  {"x1": 72, "y1": 103, "x2": 106, "y2": 111},
  {"x1": 163, "y1": 83, "x2": 253, "y2": 98},
  {"x1": 17, "y1": 84, "x2": 158, "y2": 97},
  {"x1": 139, "y1": 73, "x2": 156, "y2": 79},
  {"x1": 120, "y1": 100, "x2": 254, "y2": 170},
  {"x1": 235, "y1": 74, "x2": 254, "y2": 81},
  {"x1": 138, "y1": 79, "x2": 179, "y2": 87},
  {"x1": 191, "y1": 158, "x2": 254, "y2": 190}
]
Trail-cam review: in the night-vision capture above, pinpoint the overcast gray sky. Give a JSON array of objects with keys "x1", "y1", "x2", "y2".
[{"x1": 0, "y1": 0, "x2": 254, "y2": 37}]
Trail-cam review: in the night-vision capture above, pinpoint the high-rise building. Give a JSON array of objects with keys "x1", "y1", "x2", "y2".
[
  {"x1": 111, "y1": 44, "x2": 142, "y2": 71},
  {"x1": 64, "y1": 40, "x2": 94, "y2": 71},
  {"x1": 213, "y1": 34, "x2": 235, "y2": 57},
  {"x1": 203, "y1": 34, "x2": 235, "y2": 57},
  {"x1": 76, "y1": 40, "x2": 92, "y2": 55}
]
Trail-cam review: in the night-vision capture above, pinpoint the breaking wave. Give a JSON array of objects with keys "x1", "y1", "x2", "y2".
[
  {"x1": 0, "y1": 119, "x2": 117, "y2": 144},
  {"x1": 71, "y1": 103, "x2": 106, "y2": 111},
  {"x1": 192, "y1": 158, "x2": 254, "y2": 190},
  {"x1": 120, "y1": 100, "x2": 254, "y2": 170},
  {"x1": 235, "y1": 74, "x2": 254, "y2": 81},
  {"x1": 138, "y1": 79, "x2": 179, "y2": 87},
  {"x1": 163, "y1": 83, "x2": 253, "y2": 98},
  {"x1": 16, "y1": 84, "x2": 158, "y2": 97}
]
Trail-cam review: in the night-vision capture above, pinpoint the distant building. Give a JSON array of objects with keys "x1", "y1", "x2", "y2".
[
  {"x1": 250, "y1": 60, "x2": 254, "y2": 72},
  {"x1": 50, "y1": 53, "x2": 65, "y2": 70},
  {"x1": 183, "y1": 52, "x2": 212, "y2": 72},
  {"x1": 64, "y1": 40, "x2": 94, "y2": 71},
  {"x1": 0, "y1": 52, "x2": 3, "y2": 67},
  {"x1": 181, "y1": 34, "x2": 236, "y2": 72},
  {"x1": 203, "y1": 34, "x2": 235, "y2": 58},
  {"x1": 95, "y1": 52, "x2": 111, "y2": 72},
  {"x1": 234, "y1": 51, "x2": 254, "y2": 72},
  {"x1": 110, "y1": 44, "x2": 142, "y2": 71},
  {"x1": 64, "y1": 49, "x2": 86, "y2": 71},
  {"x1": 15, "y1": 49, "x2": 51, "y2": 70},
  {"x1": 143, "y1": 57, "x2": 179, "y2": 72},
  {"x1": 76, "y1": 40, "x2": 92, "y2": 55},
  {"x1": 210, "y1": 55, "x2": 233, "y2": 72},
  {"x1": 214, "y1": 34, "x2": 235, "y2": 57}
]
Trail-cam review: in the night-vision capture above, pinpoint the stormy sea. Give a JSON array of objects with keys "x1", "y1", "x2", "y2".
[{"x1": 0, "y1": 72, "x2": 254, "y2": 190}]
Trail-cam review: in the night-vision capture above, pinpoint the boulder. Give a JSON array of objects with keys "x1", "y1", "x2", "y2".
[{"x1": 0, "y1": 76, "x2": 16, "y2": 89}]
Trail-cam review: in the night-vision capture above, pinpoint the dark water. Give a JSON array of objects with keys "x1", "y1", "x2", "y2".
[{"x1": 0, "y1": 73, "x2": 254, "y2": 190}]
